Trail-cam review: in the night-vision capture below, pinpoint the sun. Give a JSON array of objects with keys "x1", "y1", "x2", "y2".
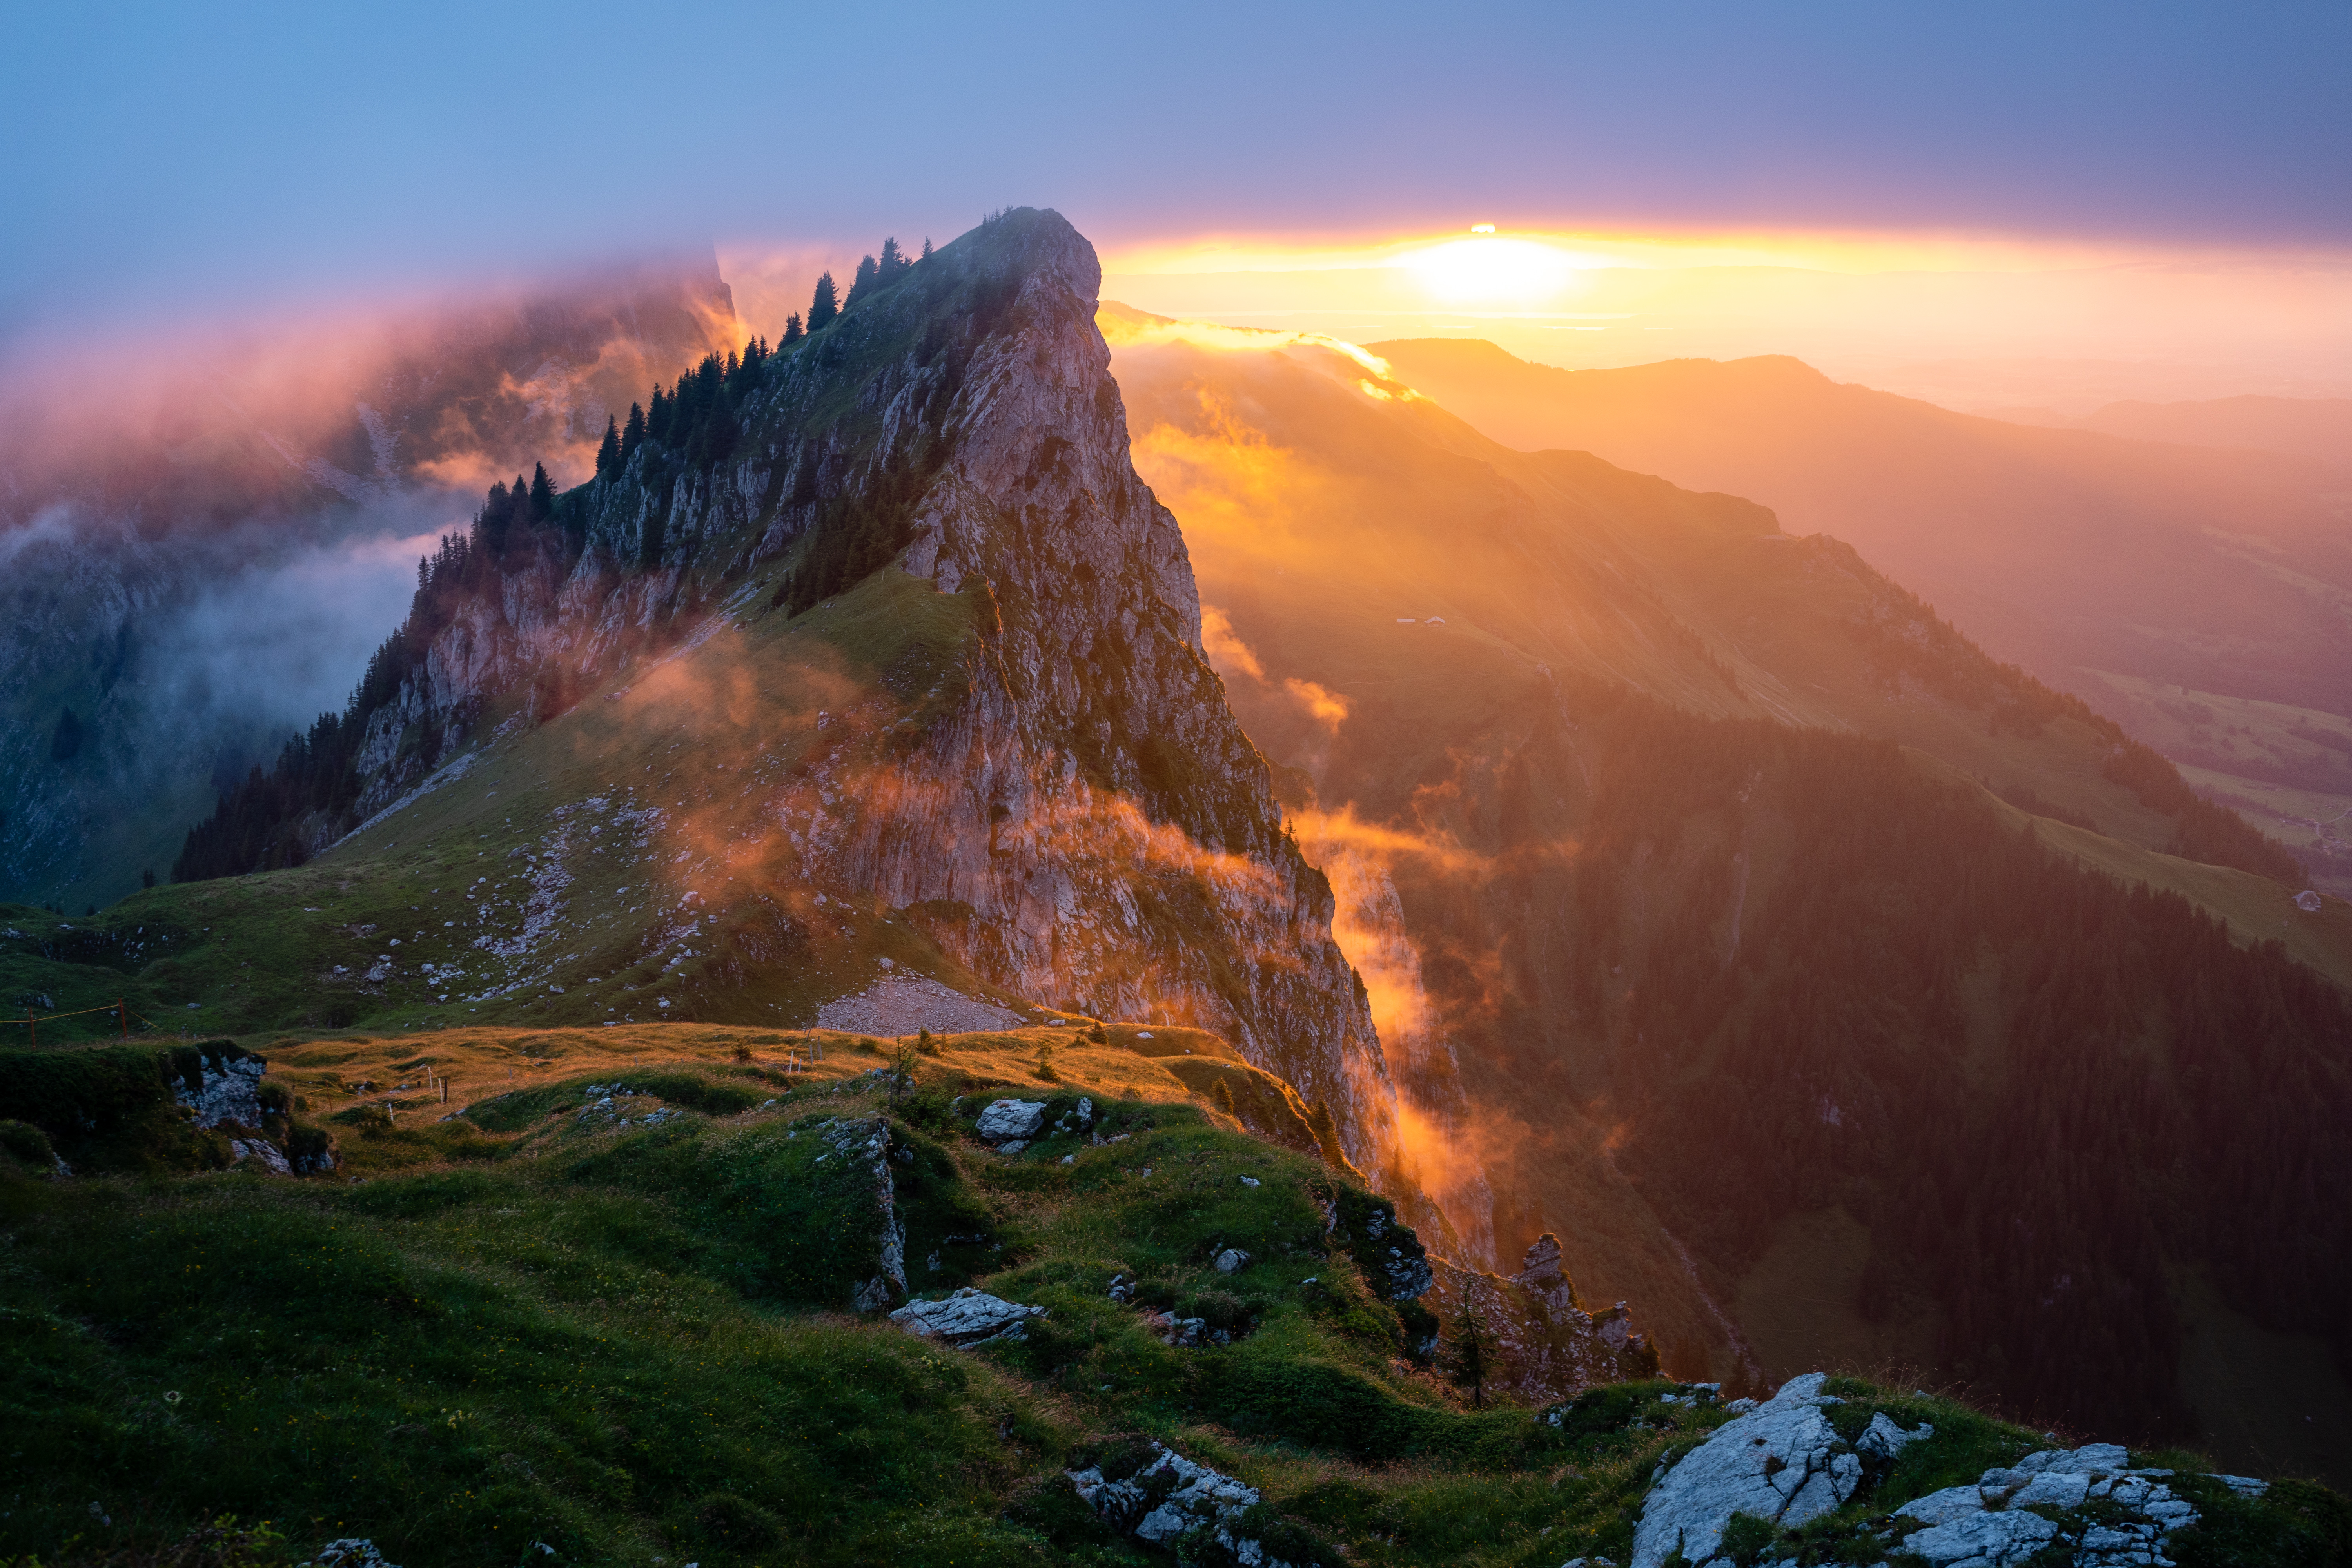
[{"x1": 1401, "y1": 229, "x2": 1584, "y2": 307}]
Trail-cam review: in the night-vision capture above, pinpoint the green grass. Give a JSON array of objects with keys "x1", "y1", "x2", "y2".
[
  {"x1": 4, "y1": 1036, "x2": 2337, "y2": 1568},
  {"x1": 0, "y1": 556, "x2": 1014, "y2": 1053}
]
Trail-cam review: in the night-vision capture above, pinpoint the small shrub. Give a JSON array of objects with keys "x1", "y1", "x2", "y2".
[
  {"x1": 1182, "y1": 1287, "x2": 1252, "y2": 1336},
  {"x1": 1231, "y1": 1503, "x2": 1341, "y2": 1568},
  {"x1": 1718, "y1": 1511, "x2": 1780, "y2": 1566},
  {"x1": 1079, "y1": 1434, "x2": 1161, "y2": 1482},
  {"x1": 0, "y1": 1117, "x2": 58, "y2": 1170}
]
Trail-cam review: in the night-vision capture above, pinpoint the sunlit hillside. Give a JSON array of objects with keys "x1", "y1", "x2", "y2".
[{"x1": 1361, "y1": 338, "x2": 2352, "y2": 730}]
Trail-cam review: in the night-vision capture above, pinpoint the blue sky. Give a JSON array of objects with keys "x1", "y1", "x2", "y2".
[{"x1": 5, "y1": 1, "x2": 2348, "y2": 334}]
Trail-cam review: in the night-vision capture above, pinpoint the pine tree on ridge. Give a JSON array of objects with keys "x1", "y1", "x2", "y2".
[{"x1": 595, "y1": 417, "x2": 621, "y2": 480}]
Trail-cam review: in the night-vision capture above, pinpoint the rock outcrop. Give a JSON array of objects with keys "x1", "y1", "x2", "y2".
[
  {"x1": 1895, "y1": 1443, "x2": 2241, "y2": 1568},
  {"x1": 1427, "y1": 1233, "x2": 1661, "y2": 1403},
  {"x1": 333, "y1": 209, "x2": 1398, "y2": 1172},
  {"x1": 172, "y1": 1046, "x2": 265, "y2": 1129},
  {"x1": 1628, "y1": 1371, "x2": 2269, "y2": 1568},
  {"x1": 1069, "y1": 1440, "x2": 1315, "y2": 1566},
  {"x1": 888, "y1": 1287, "x2": 1044, "y2": 1348},
  {"x1": 809, "y1": 1115, "x2": 906, "y2": 1312},
  {"x1": 1632, "y1": 1373, "x2": 1862, "y2": 1568}
]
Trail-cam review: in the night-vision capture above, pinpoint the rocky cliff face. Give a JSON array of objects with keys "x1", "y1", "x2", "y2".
[{"x1": 331, "y1": 210, "x2": 1398, "y2": 1165}]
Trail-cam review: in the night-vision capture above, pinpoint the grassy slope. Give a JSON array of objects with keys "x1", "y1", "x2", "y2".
[
  {"x1": 1907, "y1": 751, "x2": 2352, "y2": 992},
  {"x1": 0, "y1": 565, "x2": 999, "y2": 1049},
  {"x1": 5, "y1": 1027, "x2": 2343, "y2": 1567},
  {"x1": 2082, "y1": 669, "x2": 2352, "y2": 894}
]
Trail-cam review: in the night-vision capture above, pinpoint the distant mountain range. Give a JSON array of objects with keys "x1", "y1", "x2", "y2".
[
  {"x1": 1364, "y1": 340, "x2": 2352, "y2": 725},
  {"x1": 1991, "y1": 394, "x2": 2352, "y2": 471}
]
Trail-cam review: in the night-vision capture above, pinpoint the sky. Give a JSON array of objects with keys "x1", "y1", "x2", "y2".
[{"x1": 5, "y1": 2, "x2": 2351, "y2": 404}]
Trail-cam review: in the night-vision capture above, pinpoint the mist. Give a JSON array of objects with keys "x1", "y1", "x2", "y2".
[{"x1": 140, "y1": 520, "x2": 451, "y2": 739}]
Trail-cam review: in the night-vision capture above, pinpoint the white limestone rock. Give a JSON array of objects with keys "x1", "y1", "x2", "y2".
[
  {"x1": 1892, "y1": 1440, "x2": 2208, "y2": 1567},
  {"x1": 1897, "y1": 1485, "x2": 1984, "y2": 1527},
  {"x1": 1856, "y1": 1411, "x2": 1933, "y2": 1461},
  {"x1": 1630, "y1": 1374, "x2": 1861, "y2": 1568},
  {"x1": 314, "y1": 1541, "x2": 401, "y2": 1568},
  {"x1": 1902, "y1": 1506, "x2": 2058, "y2": 1566},
  {"x1": 175, "y1": 1051, "x2": 267, "y2": 1129},
  {"x1": 888, "y1": 1286, "x2": 1045, "y2": 1347},
  {"x1": 1069, "y1": 1442, "x2": 1312, "y2": 1565},
  {"x1": 975, "y1": 1098, "x2": 1047, "y2": 1142},
  {"x1": 229, "y1": 1138, "x2": 291, "y2": 1175}
]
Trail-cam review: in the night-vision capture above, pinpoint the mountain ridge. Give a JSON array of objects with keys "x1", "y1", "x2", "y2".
[
  {"x1": 123, "y1": 210, "x2": 1407, "y2": 1183},
  {"x1": 1363, "y1": 336, "x2": 2352, "y2": 723}
]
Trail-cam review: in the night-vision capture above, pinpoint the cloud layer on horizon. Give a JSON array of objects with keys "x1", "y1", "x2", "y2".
[{"x1": 4, "y1": 2, "x2": 2348, "y2": 341}]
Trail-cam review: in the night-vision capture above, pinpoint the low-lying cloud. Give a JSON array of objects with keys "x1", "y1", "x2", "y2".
[{"x1": 142, "y1": 520, "x2": 450, "y2": 733}]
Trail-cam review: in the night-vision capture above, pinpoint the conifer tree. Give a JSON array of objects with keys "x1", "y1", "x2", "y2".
[
  {"x1": 808, "y1": 272, "x2": 839, "y2": 331},
  {"x1": 1450, "y1": 1302, "x2": 1491, "y2": 1408},
  {"x1": 878, "y1": 236, "x2": 906, "y2": 278},
  {"x1": 480, "y1": 479, "x2": 513, "y2": 557},
  {"x1": 781, "y1": 312, "x2": 804, "y2": 345},
  {"x1": 647, "y1": 386, "x2": 671, "y2": 441},
  {"x1": 844, "y1": 254, "x2": 879, "y2": 310},
  {"x1": 619, "y1": 403, "x2": 644, "y2": 469},
  {"x1": 528, "y1": 462, "x2": 555, "y2": 521},
  {"x1": 920, "y1": 237, "x2": 933, "y2": 261},
  {"x1": 595, "y1": 417, "x2": 621, "y2": 480}
]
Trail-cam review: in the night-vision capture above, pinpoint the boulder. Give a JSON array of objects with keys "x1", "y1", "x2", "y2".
[
  {"x1": 1630, "y1": 1373, "x2": 1861, "y2": 1568},
  {"x1": 1069, "y1": 1441, "x2": 1313, "y2": 1564},
  {"x1": 1213, "y1": 1247, "x2": 1250, "y2": 1274},
  {"x1": 228, "y1": 1138, "x2": 291, "y2": 1175},
  {"x1": 888, "y1": 1286, "x2": 1045, "y2": 1348},
  {"x1": 1902, "y1": 1507, "x2": 2058, "y2": 1567},
  {"x1": 975, "y1": 1098, "x2": 1047, "y2": 1142},
  {"x1": 1856, "y1": 1410, "x2": 1933, "y2": 1461}
]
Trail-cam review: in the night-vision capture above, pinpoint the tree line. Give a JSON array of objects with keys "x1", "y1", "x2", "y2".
[
  {"x1": 174, "y1": 232, "x2": 942, "y2": 882},
  {"x1": 171, "y1": 467, "x2": 570, "y2": 882},
  {"x1": 1534, "y1": 681, "x2": 2351, "y2": 1441}
]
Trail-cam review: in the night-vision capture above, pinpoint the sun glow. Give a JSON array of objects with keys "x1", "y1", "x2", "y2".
[{"x1": 1402, "y1": 233, "x2": 1586, "y2": 306}]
